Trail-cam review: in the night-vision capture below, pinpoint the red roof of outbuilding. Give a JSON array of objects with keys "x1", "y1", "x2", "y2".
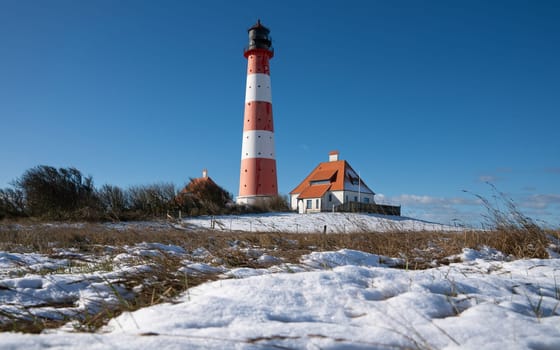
[{"x1": 180, "y1": 176, "x2": 217, "y2": 194}]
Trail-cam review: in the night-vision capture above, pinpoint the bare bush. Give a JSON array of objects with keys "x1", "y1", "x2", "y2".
[
  {"x1": 14, "y1": 166, "x2": 100, "y2": 220},
  {"x1": 231, "y1": 195, "x2": 291, "y2": 214},
  {"x1": 175, "y1": 177, "x2": 233, "y2": 216},
  {"x1": 97, "y1": 185, "x2": 128, "y2": 221},
  {"x1": 127, "y1": 183, "x2": 176, "y2": 219},
  {"x1": 0, "y1": 188, "x2": 26, "y2": 219}
]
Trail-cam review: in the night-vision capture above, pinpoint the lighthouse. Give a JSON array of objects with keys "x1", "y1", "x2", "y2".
[{"x1": 237, "y1": 20, "x2": 278, "y2": 204}]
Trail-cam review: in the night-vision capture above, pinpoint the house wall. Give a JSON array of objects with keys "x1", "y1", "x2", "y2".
[
  {"x1": 290, "y1": 190, "x2": 376, "y2": 213},
  {"x1": 323, "y1": 191, "x2": 342, "y2": 211},
  {"x1": 292, "y1": 197, "x2": 322, "y2": 214},
  {"x1": 307, "y1": 198, "x2": 322, "y2": 213},
  {"x1": 290, "y1": 195, "x2": 299, "y2": 211}
]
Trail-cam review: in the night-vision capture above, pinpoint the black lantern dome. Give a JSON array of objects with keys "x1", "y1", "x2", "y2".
[{"x1": 247, "y1": 20, "x2": 272, "y2": 51}]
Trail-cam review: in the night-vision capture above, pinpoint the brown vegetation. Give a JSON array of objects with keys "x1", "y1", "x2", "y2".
[
  {"x1": 0, "y1": 165, "x2": 291, "y2": 222},
  {"x1": 1, "y1": 222, "x2": 556, "y2": 267},
  {"x1": 0, "y1": 221, "x2": 558, "y2": 333}
]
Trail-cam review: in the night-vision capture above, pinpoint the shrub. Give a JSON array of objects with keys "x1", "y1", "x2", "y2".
[
  {"x1": 14, "y1": 166, "x2": 100, "y2": 220},
  {"x1": 232, "y1": 195, "x2": 291, "y2": 214},
  {"x1": 97, "y1": 185, "x2": 128, "y2": 221},
  {"x1": 0, "y1": 188, "x2": 26, "y2": 219},
  {"x1": 176, "y1": 177, "x2": 233, "y2": 215},
  {"x1": 127, "y1": 183, "x2": 176, "y2": 219}
]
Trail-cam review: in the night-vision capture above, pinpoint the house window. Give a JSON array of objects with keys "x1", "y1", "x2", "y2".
[
  {"x1": 306, "y1": 200, "x2": 312, "y2": 209},
  {"x1": 345, "y1": 195, "x2": 348, "y2": 203},
  {"x1": 315, "y1": 199, "x2": 319, "y2": 209},
  {"x1": 328, "y1": 194, "x2": 332, "y2": 202},
  {"x1": 364, "y1": 197, "x2": 370, "y2": 203},
  {"x1": 354, "y1": 196, "x2": 358, "y2": 202},
  {"x1": 310, "y1": 180, "x2": 330, "y2": 185}
]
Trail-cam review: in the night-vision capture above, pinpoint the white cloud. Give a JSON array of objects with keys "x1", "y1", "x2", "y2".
[
  {"x1": 374, "y1": 192, "x2": 560, "y2": 228},
  {"x1": 522, "y1": 194, "x2": 560, "y2": 209},
  {"x1": 375, "y1": 193, "x2": 482, "y2": 227},
  {"x1": 378, "y1": 193, "x2": 478, "y2": 207}
]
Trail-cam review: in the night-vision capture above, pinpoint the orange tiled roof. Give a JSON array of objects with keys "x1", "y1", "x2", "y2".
[
  {"x1": 290, "y1": 159, "x2": 374, "y2": 195},
  {"x1": 290, "y1": 160, "x2": 343, "y2": 194},
  {"x1": 309, "y1": 169, "x2": 337, "y2": 182},
  {"x1": 297, "y1": 184, "x2": 331, "y2": 199},
  {"x1": 179, "y1": 176, "x2": 217, "y2": 194}
]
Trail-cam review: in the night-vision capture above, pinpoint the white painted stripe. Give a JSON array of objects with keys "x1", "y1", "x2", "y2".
[
  {"x1": 245, "y1": 73, "x2": 272, "y2": 103},
  {"x1": 241, "y1": 130, "x2": 275, "y2": 160}
]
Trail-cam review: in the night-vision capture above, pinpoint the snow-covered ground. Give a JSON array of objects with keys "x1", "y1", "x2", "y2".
[
  {"x1": 181, "y1": 212, "x2": 461, "y2": 233},
  {"x1": 1, "y1": 243, "x2": 559, "y2": 349},
  {"x1": 0, "y1": 212, "x2": 462, "y2": 234}
]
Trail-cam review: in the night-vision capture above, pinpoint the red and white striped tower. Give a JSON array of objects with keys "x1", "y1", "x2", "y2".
[{"x1": 237, "y1": 20, "x2": 278, "y2": 204}]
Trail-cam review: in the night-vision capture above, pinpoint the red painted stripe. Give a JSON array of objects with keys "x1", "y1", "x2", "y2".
[
  {"x1": 246, "y1": 52, "x2": 271, "y2": 75},
  {"x1": 243, "y1": 101, "x2": 274, "y2": 132},
  {"x1": 239, "y1": 158, "x2": 278, "y2": 196}
]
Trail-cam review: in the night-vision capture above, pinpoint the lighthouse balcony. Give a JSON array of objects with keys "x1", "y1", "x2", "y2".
[{"x1": 244, "y1": 46, "x2": 274, "y2": 57}]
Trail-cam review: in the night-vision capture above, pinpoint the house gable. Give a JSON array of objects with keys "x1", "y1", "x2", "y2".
[
  {"x1": 290, "y1": 160, "x2": 375, "y2": 196},
  {"x1": 290, "y1": 152, "x2": 378, "y2": 212}
]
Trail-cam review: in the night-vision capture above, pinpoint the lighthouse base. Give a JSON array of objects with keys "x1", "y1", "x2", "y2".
[{"x1": 236, "y1": 195, "x2": 278, "y2": 206}]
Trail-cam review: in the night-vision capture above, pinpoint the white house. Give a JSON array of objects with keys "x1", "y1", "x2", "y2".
[{"x1": 289, "y1": 151, "x2": 376, "y2": 214}]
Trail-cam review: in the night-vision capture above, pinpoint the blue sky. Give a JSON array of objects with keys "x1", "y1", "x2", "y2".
[{"x1": 1, "y1": 0, "x2": 559, "y2": 227}]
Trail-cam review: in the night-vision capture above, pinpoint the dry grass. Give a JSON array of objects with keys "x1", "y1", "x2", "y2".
[
  {"x1": 0, "y1": 219, "x2": 558, "y2": 333},
  {"x1": 1, "y1": 221, "x2": 556, "y2": 266}
]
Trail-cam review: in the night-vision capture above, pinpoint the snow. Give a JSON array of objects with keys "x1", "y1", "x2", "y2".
[
  {"x1": 455, "y1": 246, "x2": 510, "y2": 262},
  {"x1": 182, "y1": 212, "x2": 460, "y2": 233},
  {"x1": 301, "y1": 249, "x2": 404, "y2": 268},
  {"x1": 1, "y1": 244, "x2": 559, "y2": 349}
]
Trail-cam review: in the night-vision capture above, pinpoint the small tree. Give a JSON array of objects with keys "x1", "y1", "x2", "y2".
[
  {"x1": 98, "y1": 184, "x2": 128, "y2": 221},
  {"x1": 15, "y1": 165, "x2": 100, "y2": 219},
  {"x1": 127, "y1": 183, "x2": 176, "y2": 218},
  {"x1": 0, "y1": 188, "x2": 26, "y2": 219},
  {"x1": 177, "y1": 177, "x2": 233, "y2": 215}
]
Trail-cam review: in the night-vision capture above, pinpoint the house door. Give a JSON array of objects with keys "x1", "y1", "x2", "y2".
[{"x1": 298, "y1": 200, "x2": 305, "y2": 214}]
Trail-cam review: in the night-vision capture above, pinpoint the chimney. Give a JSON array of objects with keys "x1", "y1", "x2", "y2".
[
  {"x1": 202, "y1": 168, "x2": 208, "y2": 178},
  {"x1": 328, "y1": 150, "x2": 339, "y2": 162}
]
